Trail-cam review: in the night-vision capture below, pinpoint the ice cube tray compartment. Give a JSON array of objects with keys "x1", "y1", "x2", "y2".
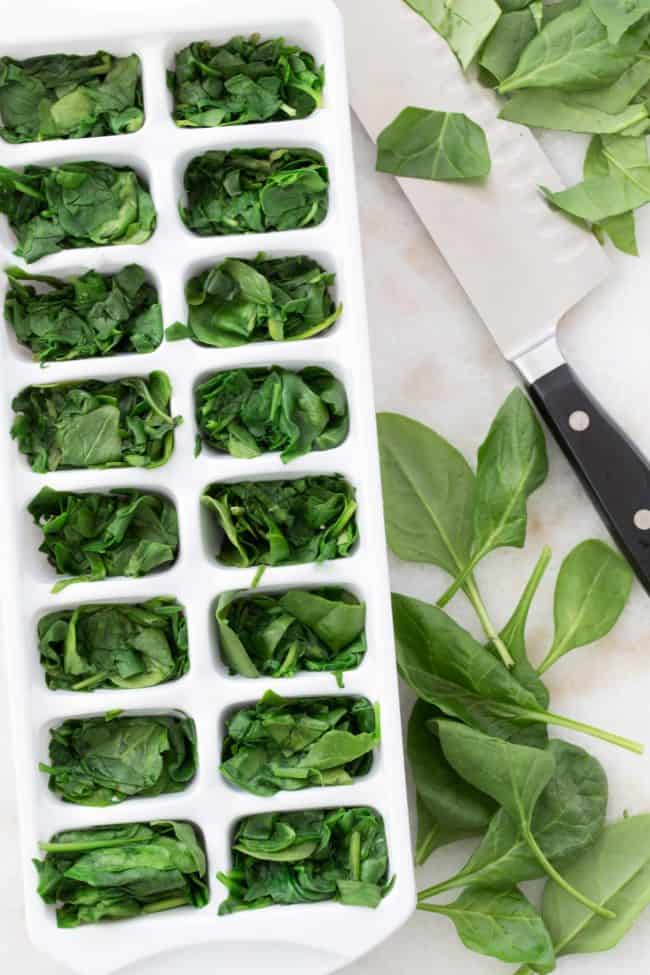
[{"x1": 0, "y1": 3, "x2": 415, "y2": 973}]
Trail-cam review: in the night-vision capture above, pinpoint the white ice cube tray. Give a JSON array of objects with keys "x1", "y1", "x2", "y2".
[{"x1": 0, "y1": 2, "x2": 415, "y2": 972}]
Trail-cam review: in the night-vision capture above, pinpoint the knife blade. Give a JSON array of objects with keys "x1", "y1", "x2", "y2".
[{"x1": 336, "y1": 0, "x2": 650, "y2": 592}]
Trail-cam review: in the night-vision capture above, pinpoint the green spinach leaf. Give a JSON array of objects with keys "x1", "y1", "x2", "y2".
[
  {"x1": 37, "y1": 598, "x2": 188, "y2": 691},
  {"x1": 169, "y1": 255, "x2": 341, "y2": 347},
  {"x1": 377, "y1": 107, "x2": 491, "y2": 180},
  {"x1": 218, "y1": 807, "x2": 391, "y2": 912},
  {"x1": 221, "y1": 692, "x2": 378, "y2": 795},
  {"x1": 28, "y1": 487, "x2": 179, "y2": 592},
  {"x1": 202, "y1": 475, "x2": 358, "y2": 567},
  {"x1": 35, "y1": 820, "x2": 208, "y2": 926},
  {"x1": 0, "y1": 51, "x2": 143, "y2": 143},
  {"x1": 5, "y1": 265, "x2": 162, "y2": 363},
  {"x1": 42, "y1": 712, "x2": 197, "y2": 804},
  {"x1": 169, "y1": 35, "x2": 323, "y2": 127},
  {"x1": 419, "y1": 887, "x2": 555, "y2": 967},
  {"x1": 195, "y1": 365, "x2": 348, "y2": 462},
  {"x1": 0, "y1": 161, "x2": 156, "y2": 263},
  {"x1": 12, "y1": 371, "x2": 181, "y2": 472},
  {"x1": 591, "y1": 0, "x2": 650, "y2": 44},
  {"x1": 480, "y1": 7, "x2": 542, "y2": 84},
  {"x1": 404, "y1": 0, "x2": 502, "y2": 69},
  {"x1": 216, "y1": 587, "x2": 366, "y2": 680},
  {"x1": 181, "y1": 148, "x2": 328, "y2": 236}
]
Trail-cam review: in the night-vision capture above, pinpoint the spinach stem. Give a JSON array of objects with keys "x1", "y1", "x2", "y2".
[
  {"x1": 526, "y1": 709, "x2": 644, "y2": 754},
  {"x1": 437, "y1": 561, "x2": 477, "y2": 608},
  {"x1": 523, "y1": 826, "x2": 615, "y2": 920},
  {"x1": 464, "y1": 577, "x2": 514, "y2": 667},
  {"x1": 418, "y1": 875, "x2": 465, "y2": 900}
]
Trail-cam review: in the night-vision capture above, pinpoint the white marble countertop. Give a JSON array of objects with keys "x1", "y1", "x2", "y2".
[{"x1": 2, "y1": 11, "x2": 650, "y2": 974}]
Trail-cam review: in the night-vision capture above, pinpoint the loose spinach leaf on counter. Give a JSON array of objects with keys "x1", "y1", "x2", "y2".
[
  {"x1": 218, "y1": 807, "x2": 391, "y2": 913},
  {"x1": 12, "y1": 371, "x2": 180, "y2": 472},
  {"x1": 403, "y1": 0, "x2": 501, "y2": 70},
  {"x1": 5, "y1": 265, "x2": 162, "y2": 363},
  {"x1": 216, "y1": 588, "x2": 366, "y2": 680},
  {"x1": 202, "y1": 475, "x2": 358, "y2": 567},
  {"x1": 181, "y1": 148, "x2": 329, "y2": 236},
  {"x1": 167, "y1": 255, "x2": 341, "y2": 347},
  {"x1": 42, "y1": 712, "x2": 197, "y2": 804},
  {"x1": 38, "y1": 597, "x2": 188, "y2": 691},
  {"x1": 0, "y1": 51, "x2": 143, "y2": 143},
  {"x1": 195, "y1": 365, "x2": 348, "y2": 462},
  {"x1": 377, "y1": 107, "x2": 491, "y2": 181},
  {"x1": 419, "y1": 738, "x2": 607, "y2": 896},
  {"x1": 220, "y1": 691, "x2": 378, "y2": 795},
  {"x1": 479, "y1": 6, "x2": 542, "y2": 84},
  {"x1": 35, "y1": 820, "x2": 208, "y2": 927},
  {"x1": 28, "y1": 487, "x2": 179, "y2": 592},
  {"x1": 419, "y1": 887, "x2": 555, "y2": 968},
  {"x1": 0, "y1": 161, "x2": 156, "y2": 263},
  {"x1": 169, "y1": 35, "x2": 324, "y2": 127}
]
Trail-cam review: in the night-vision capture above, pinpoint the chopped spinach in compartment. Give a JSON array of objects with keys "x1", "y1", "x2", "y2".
[
  {"x1": 12, "y1": 371, "x2": 180, "y2": 472},
  {"x1": 43, "y1": 712, "x2": 197, "y2": 804},
  {"x1": 218, "y1": 806, "x2": 391, "y2": 913},
  {"x1": 181, "y1": 148, "x2": 328, "y2": 236},
  {"x1": 0, "y1": 51, "x2": 143, "y2": 143},
  {"x1": 38, "y1": 597, "x2": 188, "y2": 691},
  {"x1": 170, "y1": 35, "x2": 323, "y2": 127},
  {"x1": 0, "y1": 161, "x2": 156, "y2": 263},
  {"x1": 5, "y1": 265, "x2": 162, "y2": 363},
  {"x1": 29, "y1": 487, "x2": 179, "y2": 593},
  {"x1": 216, "y1": 587, "x2": 366, "y2": 679},
  {"x1": 202, "y1": 475, "x2": 358, "y2": 567},
  {"x1": 35, "y1": 820, "x2": 208, "y2": 927},
  {"x1": 195, "y1": 365, "x2": 349, "y2": 462},
  {"x1": 168, "y1": 255, "x2": 341, "y2": 347},
  {"x1": 220, "y1": 691, "x2": 378, "y2": 795}
]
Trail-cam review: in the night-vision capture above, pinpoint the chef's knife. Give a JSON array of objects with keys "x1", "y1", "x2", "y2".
[{"x1": 336, "y1": 0, "x2": 650, "y2": 592}]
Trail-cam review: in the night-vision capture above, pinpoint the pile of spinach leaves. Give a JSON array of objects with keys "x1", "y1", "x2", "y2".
[
  {"x1": 182, "y1": 148, "x2": 329, "y2": 236},
  {"x1": 43, "y1": 712, "x2": 197, "y2": 804},
  {"x1": 221, "y1": 691, "x2": 378, "y2": 795},
  {"x1": 29, "y1": 487, "x2": 179, "y2": 592},
  {"x1": 38, "y1": 597, "x2": 188, "y2": 691},
  {"x1": 167, "y1": 255, "x2": 341, "y2": 347},
  {"x1": 35, "y1": 820, "x2": 208, "y2": 926},
  {"x1": 195, "y1": 365, "x2": 348, "y2": 462},
  {"x1": 0, "y1": 51, "x2": 143, "y2": 143},
  {"x1": 12, "y1": 371, "x2": 180, "y2": 472},
  {"x1": 218, "y1": 806, "x2": 391, "y2": 913},
  {"x1": 202, "y1": 475, "x2": 358, "y2": 567},
  {"x1": 0, "y1": 161, "x2": 156, "y2": 263},
  {"x1": 170, "y1": 35, "x2": 323, "y2": 127},
  {"x1": 402, "y1": 0, "x2": 650, "y2": 254},
  {"x1": 216, "y1": 587, "x2": 366, "y2": 680},
  {"x1": 5, "y1": 265, "x2": 162, "y2": 363},
  {"x1": 377, "y1": 387, "x2": 646, "y2": 968}
]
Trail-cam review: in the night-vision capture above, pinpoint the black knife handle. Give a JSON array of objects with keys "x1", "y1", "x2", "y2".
[{"x1": 528, "y1": 363, "x2": 650, "y2": 593}]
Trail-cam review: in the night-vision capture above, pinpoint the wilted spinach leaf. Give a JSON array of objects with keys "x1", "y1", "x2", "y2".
[
  {"x1": 218, "y1": 807, "x2": 391, "y2": 913},
  {"x1": 221, "y1": 691, "x2": 378, "y2": 795},
  {"x1": 168, "y1": 255, "x2": 340, "y2": 347},
  {"x1": 182, "y1": 148, "x2": 328, "y2": 236},
  {"x1": 5, "y1": 264, "x2": 162, "y2": 363},
  {"x1": 377, "y1": 107, "x2": 491, "y2": 180},
  {"x1": 35, "y1": 820, "x2": 208, "y2": 927},
  {"x1": 0, "y1": 51, "x2": 143, "y2": 143},
  {"x1": 12, "y1": 371, "x2": 180, "y2": 472},
  {"x1": 169, "y1": 35, "x2": 323, "y2": 127},
  {"x1": 195, "y1": 365, "x2": 348, "y2": 462},
  {"x1": 216, "y1": 587, "x2": 366, "y2": 679},
  {"x1": 0, "y1": 161, "x2": 156, "y2": 263},
  {"x1": 28, "y1": 487, "x2": 179, "y2": 592},
  {"x1": 38, "y1": 597, "x2": 188, "y2": 691},
  {"x1": 403, "y1": 0, "x2": 501, "y2": 70},
  {"x1": 43, "y1": 712, "x2": 197, "y2": 804},
  {"x1": 202, "y1": 475, "x2": 358, "y2": 567}
]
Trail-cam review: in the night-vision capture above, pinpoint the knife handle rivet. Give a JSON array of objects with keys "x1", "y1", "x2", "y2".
[
  {"x1": 569, "y1": 410, "x2": 590, "y2": 433},
  {"x1": 634, "y1": 510, "x2": 650, "y2": 531}
]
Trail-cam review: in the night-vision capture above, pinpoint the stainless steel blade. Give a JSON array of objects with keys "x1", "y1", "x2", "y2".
[{"x1": 336, "y1": 0, "x2": 611, "y2": 363}]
